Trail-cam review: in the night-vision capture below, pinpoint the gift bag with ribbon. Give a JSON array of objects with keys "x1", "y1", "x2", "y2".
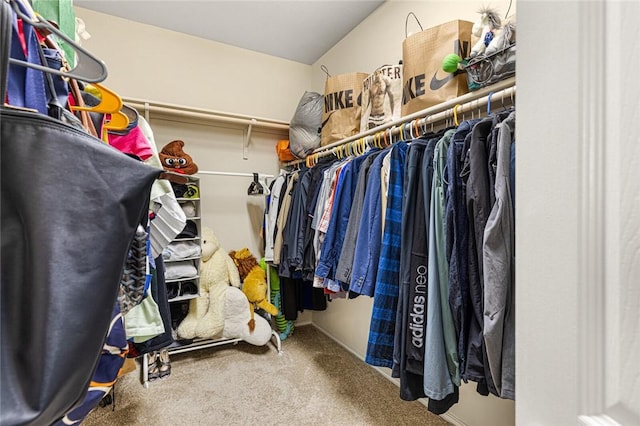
[
  {"x1": 320, "y1": 66, "x2": 369, "y2": 146},
  {"x1": 360, "y1": 63, "x2": 403, "y2": 131},
  {"x1": 401, "y1": 14, "x2": 473, "y2": 116}
]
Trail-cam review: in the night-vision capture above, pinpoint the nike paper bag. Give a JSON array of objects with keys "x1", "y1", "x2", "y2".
[
  {"x1": 360, "y1": 64, "x2": 403, "y2": 131},
  {"x1": 321, "y1": 70, "x2": 369, "y2": 146},
  {"x1": 401, "y1": 19, "x2": 473, "y2": 116}
]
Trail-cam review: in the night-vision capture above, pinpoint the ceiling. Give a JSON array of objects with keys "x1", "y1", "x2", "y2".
[{"x1": 74, "y1": 1, "x2": 385, "y2": 65}]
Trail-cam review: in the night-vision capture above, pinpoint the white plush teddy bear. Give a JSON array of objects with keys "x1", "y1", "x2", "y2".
[
  {"x1": 177, "y1": 227, "x2": 240, "y2": 339},
  {"x1": 176, "y1": 227, "x2": 272, "y2": 346}
]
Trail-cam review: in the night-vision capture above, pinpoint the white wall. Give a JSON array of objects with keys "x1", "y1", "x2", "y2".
[
  {"x1": 517, "y1": 1, "x2": 640, "y2": 425},
  {"x1": 516, "y1": 2, "x2": 579, "y2": 423},
  {"x1": 310, "y1": 2, "x2": 516, "y2": 426},
  {"x1": 75, "y1": 8, "x2": 311, "y2": 122}
]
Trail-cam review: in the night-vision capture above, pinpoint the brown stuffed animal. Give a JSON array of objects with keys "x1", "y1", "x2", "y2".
[
  {"x1": 159, "y1": 140, "x2": 199, "y2": 175},
  {"x1": 229, "y1": 248, "x2": 279, "y2": 332}
]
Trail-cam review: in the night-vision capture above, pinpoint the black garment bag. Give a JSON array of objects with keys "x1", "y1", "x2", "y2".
[{"x1": 1, "y1": 2, "x2": 161, "y2": 424}]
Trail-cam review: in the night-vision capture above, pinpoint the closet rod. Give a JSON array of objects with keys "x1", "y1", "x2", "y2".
[
  {"x1": 284, "y1": 76, "x2": 515, "y2": 167},
  {"x1": 198, "y1": 170, "x2": 275, "y2": 179},
  {"x1": 123, "y1": 98, "x2": 290, "y2": 131}
]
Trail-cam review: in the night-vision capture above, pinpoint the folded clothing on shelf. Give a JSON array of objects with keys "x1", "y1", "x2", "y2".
[
  {"x1": 163, "y1": 241, "x2": 201, "y2": 261},
  {"x1": 176, "y1": 220, "x2": 198, "y2": 239},
  {"x1": 171, "y1": 182, "x2": 199, "y2": 199},
  {"x1": 181, "y1": 201, "x2": 197, "y2": 218},
  {"x1": 164, "y1": 261, "x2": 198, "y2": 281}
]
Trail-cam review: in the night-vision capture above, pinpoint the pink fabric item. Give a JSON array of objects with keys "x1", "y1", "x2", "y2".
[{"x1": 108, "y1": 125, "x2": 153, "y2": 161}]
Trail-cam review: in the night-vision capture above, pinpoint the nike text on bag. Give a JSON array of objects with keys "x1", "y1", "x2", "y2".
[
  {"x1": 360, "y1": 64, "x2": 403, "y2": 131},
  {"x1": 321, "y1": 70, "x2": 369, "y2": 146},
  {"x1": 401, "y1": 19, "x2": 473, "y2": 116}
]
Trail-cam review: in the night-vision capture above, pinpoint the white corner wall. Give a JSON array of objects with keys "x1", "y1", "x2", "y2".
[
  {"x1": 310, "y1": 2, "x2": 516, "y2": 426},
  {"x1": 74, "y1": 7, "x2": 311, "y2": 122},
  {"x1": 73, "y1": 7, "x2": 314, "y2": 325}
]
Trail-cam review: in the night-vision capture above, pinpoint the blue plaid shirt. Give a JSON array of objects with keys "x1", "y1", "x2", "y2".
[{"x1": 365, "y1": 142, "x2": 408, "y2": 367}]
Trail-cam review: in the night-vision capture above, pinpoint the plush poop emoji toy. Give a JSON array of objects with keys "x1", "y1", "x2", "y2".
[{"x1": 159, "y1": 140, "x2": 199, "y2": 175}]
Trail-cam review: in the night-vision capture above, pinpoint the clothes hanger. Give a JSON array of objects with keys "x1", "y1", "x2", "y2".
[
  {"x1": 70, "y1": 83, "x2": 130, "y2": 140},
  {"x1": 453, "y1": 104, "x2": 462, "y2": 127},
  {"x1": 8, "y1": 0, "x2": 108, "y2": 83},
  {"x1": 247, "y1": 173, "x2": 266, "y2": 195},
  {"x1": 487, "y1": 91, "x2": 495, "y2": 115},
  {"x1": 413, "y1": 119, "x2": 420, "y2": 139},
  {"x1": 351, "y1": 140, "x2": 358, "y2": 156}
]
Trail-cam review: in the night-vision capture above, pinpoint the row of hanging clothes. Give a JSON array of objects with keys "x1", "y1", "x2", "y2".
[
  {"x1": 263, "y1": 99, "x2": 516, "y2": 414},
  {"x1": 1, "y1": 1, "x2": 189, "y2": 424}
]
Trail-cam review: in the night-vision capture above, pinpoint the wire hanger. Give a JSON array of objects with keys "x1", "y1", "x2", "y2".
[{"x1": 8, "y1": 0, "x2": 108, "y2": 83}]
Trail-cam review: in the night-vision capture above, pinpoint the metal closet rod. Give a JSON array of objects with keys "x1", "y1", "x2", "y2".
[
  {"x1": 285, "y1": 76, "x2": 516, "y2": 167},
  {"x1": 197, "y1": 170, "x2": 275, "y2": 179},
  {"x1": 123, "y1": 98, "x2": 290, "y2": 131}
]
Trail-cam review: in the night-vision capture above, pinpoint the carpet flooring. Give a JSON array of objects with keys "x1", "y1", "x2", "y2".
[{"x1": 83, "y1": 325, "x2": 450, "y2": 426}]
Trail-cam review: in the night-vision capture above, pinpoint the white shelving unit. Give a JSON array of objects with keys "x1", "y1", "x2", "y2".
[
  {"x1": 141, "y1": 172, "x2": 282, "y2": 388},
  {"x1": 164, "y1": 175, "x2": 202, "y2": 303}
]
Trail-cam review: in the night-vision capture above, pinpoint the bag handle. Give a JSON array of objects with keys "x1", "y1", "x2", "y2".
[
  {"x1": 1, "y1": 0, "x2": 11, "y2": 103},
  {"x1": 405, "y1": 12, "x2": 423, "y2": 37},
  {"x1": 42, "y1": 35, "x2": 99, "y2": 137},
  {"x1": 68, "y1": 79, "x2": 99, "y2": 137},
  {"x1": 320, "y1": 65, "x2": 331, "y2": 79}
]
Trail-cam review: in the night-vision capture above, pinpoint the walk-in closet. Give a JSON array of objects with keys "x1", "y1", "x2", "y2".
[{"x1": 2, "y1": 1, "x2": 638, "y2": 426}]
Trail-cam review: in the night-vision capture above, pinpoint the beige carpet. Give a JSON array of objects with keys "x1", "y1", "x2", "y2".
[{"x1": 84, "y1": 325, "x2": 450, "y2": 426}]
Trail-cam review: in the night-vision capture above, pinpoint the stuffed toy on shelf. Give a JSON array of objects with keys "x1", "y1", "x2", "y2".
[
  {"x1": 176, "y1": 227, "x2": 272, "y2": 346},
  {"x1": 176, "y1": 227, "x2": 240, "y2": 340},
  {"x1": 470, "y1": 7, "x2": 502, "y2": 58},
  {"x1": 159, "y1": 140, "x2": 199, "y2": 175},
  {"x1": 229, "y1": 248, "x2": 279, "y2": 331}
]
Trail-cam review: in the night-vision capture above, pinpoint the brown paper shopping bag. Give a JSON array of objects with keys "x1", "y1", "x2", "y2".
[
  {"x1": 401, "y1": 16, "x2": 473, "y2": 116},
  {"x1": 361, "y1": 64, "x2": 403, "y2": 131},
  {"x1": 321, "y1": 66, "x2": 369, "y2": 146}
]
